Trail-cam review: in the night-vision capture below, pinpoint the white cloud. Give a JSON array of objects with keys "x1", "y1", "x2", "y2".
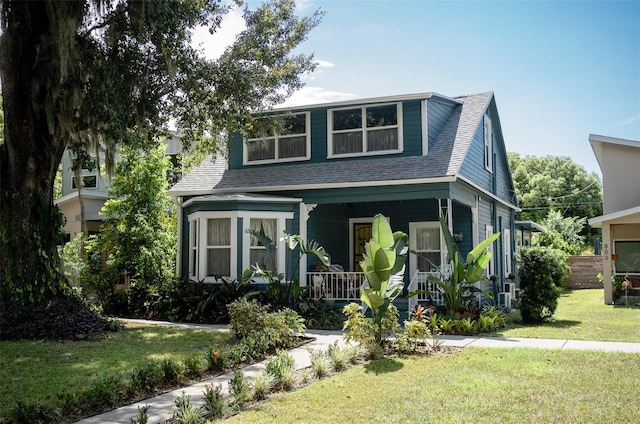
[
  {"x1": 281, "y1": 86, "x2": 357, "y2": 107},
  {"x1": 192, "y1": 8, "x2": 246, "y2": 60},
  {"x1": 314, "y1": 59, "x2": 335, "y2": 68}
]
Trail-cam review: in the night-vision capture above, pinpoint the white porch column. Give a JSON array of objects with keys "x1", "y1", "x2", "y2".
[
  {"x1": 299, "y1": 203, "x2": 317, "y2": 287},
  {"x1": 602, "y1": 223, "x2": 613, "y2": 304}
]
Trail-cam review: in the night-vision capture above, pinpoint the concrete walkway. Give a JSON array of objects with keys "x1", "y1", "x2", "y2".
[{"x1": 75, "y1": 320, "x2": 640, "y2": 424}]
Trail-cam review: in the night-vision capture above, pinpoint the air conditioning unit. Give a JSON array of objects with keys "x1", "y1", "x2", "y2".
[{"x1": 498, "y1": 292, "x2": 512, "y2": 309}]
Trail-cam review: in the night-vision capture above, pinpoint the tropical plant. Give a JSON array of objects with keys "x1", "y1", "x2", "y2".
[
  {"x1": 412, "y1": 218, "x2": 500, "y2": 314},
  {"x1": 359, "y1": 213, "x2": 409, "y2": 344},
  {"x1": 245, "y1": 229, "x2": 330, "y2": 309}
]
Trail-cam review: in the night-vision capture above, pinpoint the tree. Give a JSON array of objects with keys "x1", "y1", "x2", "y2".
[
  {"x1": 534, "y1": 209, "x2": 586, "y2": 255},
  {"x1": 508, "y1": 153, "x2": 603, "y2": 226},
  {"x1": 0, "y1": 0, "x2": 321, "y2": 304},
  {"x1": 92, "y1": 145, "x2": 176, "y2": 286}
]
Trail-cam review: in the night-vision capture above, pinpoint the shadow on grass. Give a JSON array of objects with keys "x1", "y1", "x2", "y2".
[{"x1": 364, "y1": 358, "x2": 404, "y2": 375}]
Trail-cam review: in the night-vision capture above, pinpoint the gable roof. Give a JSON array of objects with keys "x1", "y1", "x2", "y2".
[{"x1": 169, "y1": 91, "x2": 494, "y2": 197}]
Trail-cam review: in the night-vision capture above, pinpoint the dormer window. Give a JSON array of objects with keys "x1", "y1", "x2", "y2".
[
  {"x1": 328, "y1": 103, "x2": 403, "y2": 158},
  {"x1": 244, "y1": 112, "x2": 310, "y2": 165}
]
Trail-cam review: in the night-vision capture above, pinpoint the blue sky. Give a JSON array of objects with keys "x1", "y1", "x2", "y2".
[{"x1": 201, "y1": 0, "x2": 640, "y2": 176}]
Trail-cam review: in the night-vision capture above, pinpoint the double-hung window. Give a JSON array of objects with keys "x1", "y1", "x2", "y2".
[
  {"x1": 206, "y1": 218, "x2": 232, "y2": 277},
  {"x1": 409, "y1": 222, "x2": 442, "y2": 274},
  {"x1": 328, "y1": 103, "x2": 403, "y2": 157},
  {"x1": 249, "y1": 218, "x2": 278, "y2": 271},
  {"x1": 244, "y1": 113, "x2": 310, "y2": 164}
]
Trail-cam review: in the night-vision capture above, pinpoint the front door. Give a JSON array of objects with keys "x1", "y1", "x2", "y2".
[{"x1": 352, "y1": 222, "x2": 372, "y2": 272}]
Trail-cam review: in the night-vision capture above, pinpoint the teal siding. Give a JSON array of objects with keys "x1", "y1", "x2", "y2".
[
  {"x1": 452, "y1": 202, "x2": 473, "y2": 257},
  {"x1": 402, "y1": 100, "x2": 423, "y2": 156},
  {"x1": 307, "y1": 204, "x2": 350, "y2": 270},
  {"x1": 427, "y1": 99, "x2": 455, "y2": 150},
  {"x1": 459, "y1": 124, "x2": 493, "y2": 192},
  {"x1": 283, "y1": 182, "x2": 450, "y2": 205},
  {"x1": 229, "y1": 133, "x2": 243, "y2": 169},
  {"x1": 309, "y1": 108, "x2": 328, "y2": 162}
]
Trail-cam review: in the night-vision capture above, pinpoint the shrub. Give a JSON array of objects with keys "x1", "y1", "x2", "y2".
[
  {"x1": 342, "y1": 303, "x2": 377, "y2": 346},
  {"x1": 227, "y1": 298, "x2": 304, "y2": 353},
  {"x1": 161, "y1": 357, "x2": 186, "y2": 385},
  {"x1": 129, "y1": 361, "x2": 164, "y2": 394},
  {"x1": 228, "y1": 370, "x2": 248, "y2": 406},
  {"x1": 250, "y1": 371, "x2": 275, "y2": 401},
  {"x1": 309, "y1": 349, "x2": 331, "y2": 378},
  {"x1": 201, "y1": 384, "x2": 225, "y2": 420},
  {"x1": 518, "y1": 246, "x2": 570, "y2": 323},
  {"x1": 326, "y1": 341, "x2": 349, "y2": 371},
  {"x1": 206, "y1": 348, "x2": 229, "y2": 373},
  {"x1": 183, "y1": 352, "x2": 208, "y2": 379},
  {"x1": 265, "y1": 350, "x2": 296, "y2": 390}
]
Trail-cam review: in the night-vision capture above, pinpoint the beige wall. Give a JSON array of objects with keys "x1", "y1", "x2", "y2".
[
  {"x1": 598, "y1": 143, "x2": 640, "y2": 213},
  {"x1": 58, "y1": 197, "x2": 107, "y2": 238}
]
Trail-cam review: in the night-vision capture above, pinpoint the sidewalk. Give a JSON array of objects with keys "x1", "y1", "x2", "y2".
[{"x1": 75, "y1": 321, "x2": 640, "y2": 424}]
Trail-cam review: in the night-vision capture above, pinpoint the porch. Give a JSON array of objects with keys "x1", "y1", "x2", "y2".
[{"x1": 305, "y1": 270, "x2": 517, "y2": 314}]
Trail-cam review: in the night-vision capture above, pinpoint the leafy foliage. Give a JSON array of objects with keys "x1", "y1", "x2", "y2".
[
  {"x1": 413, "y1": 218, "x2": 499, "y2": 314},
  {"x1": 508, "y1": 153, "x2": 602, "y2": 235},
  {"x1": 534, "y1": 209, "x2": 586, "y2": 255},
  {"x1": 93, "y1": 145, "x2": 177, "y2": 286},
  {"x1": 518, "y1": 246, "x2": 570, "y2": 323},
  {"x1": 0, "y1": 0, "x2": 322, "y2": 305},
  {"x1": 359, "y1": 214, "x2": 408, "y2": 344}
]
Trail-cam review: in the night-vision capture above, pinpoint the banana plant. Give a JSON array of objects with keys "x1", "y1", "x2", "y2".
[
  {"x1": 359, "y1": 214, "x2": 408, "y2": 344},
  {"x1": 427, "y1": 217, "x2": 500, "y2": 313}
]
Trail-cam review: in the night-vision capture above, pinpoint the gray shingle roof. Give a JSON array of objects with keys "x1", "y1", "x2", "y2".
[{"x1": 168, "y1": 92, "x2": 493, "y2": 196}]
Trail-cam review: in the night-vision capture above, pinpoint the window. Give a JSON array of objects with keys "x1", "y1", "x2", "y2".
[
  {"x1": 485, "y1": 225, "x2": 494, "y2": 277},
  {"x1": 484, "y1": 115, "x2": 493, "y2": 171},
  {"x1": 249, "y1": 218, "x2": 278, "y2": 271},
  {"x1": 188, "y1": 211, "x2": 293, "y2": 282},
  {"x1": 189, "y1": 220, "x2": 199, "y2": 277},
  {"x1": 328, "y1": 103, "x2": 403, "y2": 157},
  {"x1": 409, "y1": 222, "x2": 441, "y2": 274},
  {"x1": 503, "y1": 228, "x2": 512, "y2": 275},
  {"x1": 244, "y1": 113, "x2": 310, "y2": 164},
  {"x1": 71, "y1": 154, "x2": 98, "y2": 189},
  {"x1": 206, "y1": 218, "x2": 231, "y2": 277}
]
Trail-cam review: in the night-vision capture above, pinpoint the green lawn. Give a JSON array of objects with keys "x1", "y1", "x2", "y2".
[
  {"x1": 228, "y1": 348, "x2": 640, "y2": 423},
  {"x1": 489, "y1": 289, "x2": 640, "y2": 342},
  {"x1": 0, "y1": 323, "x2": 231, "y2": 418}
]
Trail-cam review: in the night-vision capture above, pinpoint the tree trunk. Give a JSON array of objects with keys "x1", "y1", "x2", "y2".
[{"x1": 0, "y1": 1, "x2": 81, "y2": 303}]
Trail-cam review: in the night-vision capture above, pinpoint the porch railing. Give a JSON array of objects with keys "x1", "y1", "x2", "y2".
[
  {"x1": 307, "y1": 272, "x2": 366, "y2": 301},
  {"x1": 407, "y1": 270, "x2": 445, "y2": 314}
]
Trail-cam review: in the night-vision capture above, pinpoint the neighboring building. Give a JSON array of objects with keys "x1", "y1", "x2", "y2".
[
  {"x1": 588, "y1": 134, "x2": 640, "y2": 304},
  {"x1": 169, "y1": 91, "x2": 519, "y2": 309},
  {"x1": 55, "y1": 135, "x2": 183, "y2": 240}
]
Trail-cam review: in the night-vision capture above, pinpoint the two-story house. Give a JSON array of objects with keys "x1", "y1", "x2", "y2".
[
  {"x1": 588, "y1": 134, "x2": 640, "y2": 304},
  {"x1": 168, "y1": 91, "x2": 519, "y2": 309},
  {"x1": 55, "y1": 135, "x2": 183, "y2": 241}
]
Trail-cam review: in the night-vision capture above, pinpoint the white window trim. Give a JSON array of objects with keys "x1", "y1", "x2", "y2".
[
  {"x1": 503, "y1": 228, "x2": 512, "y2": 276},
  {"x1": 243, "y1": 112, "x2": 311, "y2": 165},
  {"x1": 484, "y1": 114, "x2": 493, "y2": 172},
  {"x1": 327, "y1": 102, "x2": 403, "y2": 159},
  {"x1": 189, "y1": 211, "x2": 239, "y2": 283},
  {"x1": 241, "y1": 211, "x2": 293, "y2": 280},
  {"x1": 188, "y1": 210, "x2": 294, "y2": 283},
  {"x1": 409, "y1": 221, "x2": 442, "y2": 276},
  {"x1": 485, "y1": 224, "x2": 495, "y2": 277}
]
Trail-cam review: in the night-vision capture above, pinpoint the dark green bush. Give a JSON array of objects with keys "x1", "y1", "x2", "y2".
[
  {"x1": 227, "y1": 298, "x2": 305, "y2": 355},
  {"x1": 518, "y1": 246, "x2": 570, "y2": 323}
]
